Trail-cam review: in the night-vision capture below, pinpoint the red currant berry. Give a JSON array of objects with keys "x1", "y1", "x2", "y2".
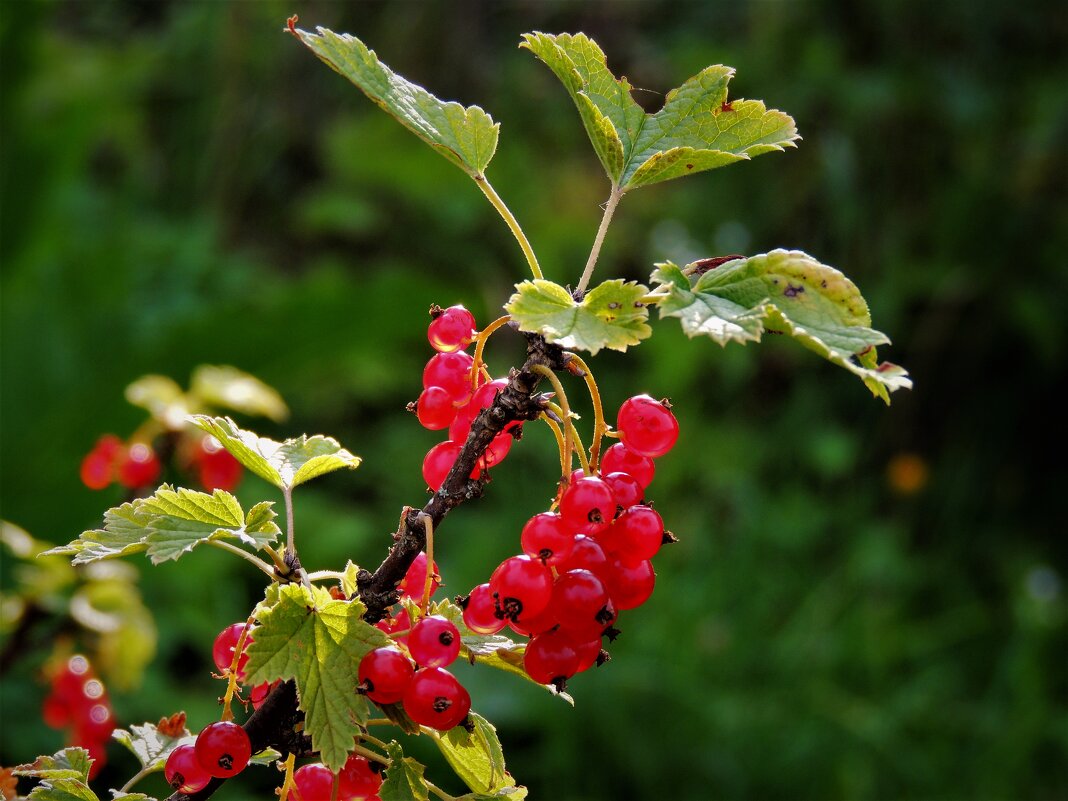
[
  {"x1": 423, "y1": 352, "x2": 475, "y2": 404},
  {"x1": 559, "y1": 476, "x2": 615, "y2": 534},
  {"x1": 79, "y1": 701, "x2": 115, "y2": 740},
  {"x1": 416, "y1": 387, "x2": 458, "y2": 431},
  {"x1": 550, "y1": 569, "x2": 616, "y2": 641},
  {"x1": 600, "y1": 443, "x2": 655, "y2": 488},
  {"x1": 358, "y1": 647, "x2": 415, "y2": 704},
  {"x1": 196, "y1": 437, "x2": 242, "y2": 492},
  {"x1": 428, "y1": 305, "x2": 476, "y2": 353},
  {"x1": 166, "y1": 744, "x2": 212, "y2": 793},
  {"x1": 520, "y1": 512, "x2": 574, "y2": 566},
  {"x1": 570, "y1": 635, "x2": 603, "y2": 674},
  {"x1": 249, "y1": 679, "x2": 279, "y2": 709},
  {"x1": 617, "y1": 395, "x2": 679, "y2": 457},
  {"x1": 603, "y1": 471, "x2": 643, "y2": 510},
  {"x1": 604, "y1": 557, "x2": 656, "y2": 610},
  {"x1": 407, "y1": 615, "x2": 461, "y2": 668},
  {"x1": 422, "y1": 440, "x2": 461, "y2": 491},
  {"x1": 117, "y1": 443, "x2": 161, "y2": 489},
  {"x1": 402, "y1": 667, "x2": 471, "y2": 731},
  {"x1": 558, "y1": 535, "x2": 612, "y2": 583},
  {"x1": 398, "y1": 552, "x2": 440, "y2": 601},
  {"x1": 195, "y1": 720, "x2": 251, "y2": 778},
  {"x1": 524, "y1": 628, "x2": 580, "y2": 685},
  {"x1": 507, "y1": 602, "x2": 558, "y2": 638},
  {"x1": 339, "y1": 752, "x2": 383, "y2": 800},
  {"x1": 612, "y1": 505, "x2": 664, "y2": 562},
  {"x1": 292, "y1": 763, "x2": 335, "y2": 801},
  {"x1": 42, "y1": 694, "x2": 71, "y2": 729},
  {"x1": 489, "y1": 555, "x2": 553, "y2": 622},
  {"x1": 461, "y1": 584, "x2": 506, "y2": 635},
  {"x1": 212, "y1": 622, "x2": 253, "y2": 679},
  {"x1": 480, "y1": 431, "x2": 513, "y2": 468},
  {"x1": 374, "y1": 607, "x2": 411, "y2": 639},
  {"x1": 80, "y1": 451, "x2": 112, "y2": 490}
]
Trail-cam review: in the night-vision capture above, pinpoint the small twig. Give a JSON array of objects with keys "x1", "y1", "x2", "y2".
[{"x1": 419, "y1": 513, "x2": 435, "y2": 615}]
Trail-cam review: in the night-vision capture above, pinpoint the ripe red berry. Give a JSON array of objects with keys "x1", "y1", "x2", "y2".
[
  {"x1": 195, "y1": 720, "x2": 251, "y2": 778},
  {"x1": 461, "y1": 584, "x2": 506, "y2": 635},
  {"x1": 422, "y1": 440, "x2": 462, "y2": 491},
  {"x1": 428, "y1": 305, "x2": 476, "y2": 353},
  {"x1": 196, "y1": 436, "x2": 242, "y2": 492},
  {"x1": 249, "y1": 679, "x2": 279, "y2": 710},
  {"x1": 570, "y1": 635, "x2": 603, "y2": 674},
  {"x1": 398, "y1": 552, "x2": 440, "y2": 601},
  {"x1": 423, "y1": 352, "x2": 475, "y2": 404},
  {"x1": 416, "y1": 386, "x2": 458, "y2": 430},
  {"x1": 603, "y1": 471, "x2": 643, "y2": 510},
  {"x1": 600, "y1": 443, "x2": 655, "y2": 488},
  {"x1": 339, "y1": 752, "x2": 383, "y2": 800},
  {"x1": 558, "y1": 535, "x2": 611, "y2": 583},
  {"x1": 559, "y1": 476, "x2": 615, "y2": 534},
  {"x1": 611, "y1": 505, "x2": 664, "y2": 562},
  {"x1": 292, "y1": 763, "x2": 335, "y2": 801},
  {"x1": 480, "y1": 431, "x2": 513, "y2": 468},
  {"x1": 358, "y1": 647, "x2": 415, "y2": 704},
  {"x1": 117, "y1": 443, "x2": 161, "y2": 489},
  {"x1": 42, "y1": 694, "x2": 71, "y2": 729},
  {"x1": 80, "y1": 453, "x2": 112, "y2": 490},
  {"x1": 79, "y1": 701, "x2": 116, "y2": 740},
  {"x1": 524, "y1": 628, "x2": 580, "y2": 685},
  {"x1": 507, "y1": 602, "x2": 558, "y2": 638},
  {"x1": 165, "y1": 744, "x2": 211, "y2": 793},
  {"x1": 374, "y1": 607, "x2": 411, "y2": 639},
  {"x1": 212, "y1": 622, "x2": 253, "y2": 679},
  {"x1": 551, "y1": 569, "x2": 616, "y2": 641},
  {"x1": 489, "y1": 555, "x2": 553, "y2": 622},
  {"x1": 520, "y1": 512, "x2": 574, "y2": 566},
  {"x1": 604, "y1": 557, "x2": 656, "y2": 610},
  {"x1": 402, "y1": 667, "x2": 471, "y2": 731},
  {"x1": 616, "y1": 395, "x2": 679, "y2": 457},
  {"x1": 407, "y1": 615, "x2": 461, "y2": 668}
]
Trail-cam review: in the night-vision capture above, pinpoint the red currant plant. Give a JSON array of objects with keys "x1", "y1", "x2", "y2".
[{"x1": 14, "y1": 20, "x2": 910, "y2": 801}]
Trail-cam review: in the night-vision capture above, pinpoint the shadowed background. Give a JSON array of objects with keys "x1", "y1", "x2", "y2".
[{"x1": 2, "y1": 1, "x2": 1066, "y2": 799}]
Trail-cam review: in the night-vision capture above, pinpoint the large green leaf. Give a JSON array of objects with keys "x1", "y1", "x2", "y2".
[
  {"x1": 293, "y1": 26, "x2": 498, "y2": 177},
  {"x1": 12, "y1": 748, "x2": 124, "y2": 801},
  {"x1": 521, "y1": 32, "x2": 798, "y2": 190},
  {"x1": 379, "y1": 741, "x2": 430, "y2": 801},
  {"x1": 435, "y1": 713, "x2": 517, "y2": 796},
  {"x1": 505, "y1": 278, "x2": 651, "y2": 355},
  {"x1": 243, "y1": 584, "x2": 390, "y2": 771},
  {"x1": 43, "y1": 487, "x2": 280, "y2": 566},
  {"x1": 651, "y1": 250, "x2": 911, "y2": 402},
  {"x1": 190, "y1": 365, "x2": 289, "y2": 422},
  {"x1": 189, "y1": 416, "x2": 361, "y2": 491}
]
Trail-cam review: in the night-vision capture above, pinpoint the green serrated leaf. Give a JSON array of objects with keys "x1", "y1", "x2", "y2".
[
  {"x1": 651, "y1": 250, "x2": 912, "y2": 403},
  {"x1": 379, "y1": 741, "x2": 430, "y2": 801},
  {"x1": 294, "y1": 27, "x2": 498, "y2": 178},
  {"x1": 505, "y1": 279, "x2": 651, "y2": 355},
  {"x1": 27, "y1": 780, "x2": 101, "y2": 801},
  {"x1": 124, "y1": 375, "x2": 189, "y2": 430},
  {"x1": 456, "y1": 789, "x2": 528, "y2": 801},
  {"x1": 521, "y1": 32, "x2": 798, "y2": 190},
  {"x1": 249, "y1": 748, "x2": 282, "y2": 766},
  {"x1": 45, "y1": 486, "x2": 280, "y2": 566},
  {"x1": 190, "y1": 365, "x2": 289, "y2": 423},
  {"x1": 14, "y1": 749, "x2": 92, "y2": 782},
  {"x1": 435, "y1": 713, "x2": 514, "y2": 796},
  {"x1": 112, "y1": 722, "x2": 192, "y2": 772},
  {"x1": 243, "y1": 584, "x2": 390, "y2": 771},
  {"x1": 189, "y1": 416, "x2": 361, "y2": 491}
]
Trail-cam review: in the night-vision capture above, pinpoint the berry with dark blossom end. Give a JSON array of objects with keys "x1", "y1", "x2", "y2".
[
  {"x1": 358, "y1": 647, "x2": 415, "y2": 704},
  {"x1": 165, "y1": 744, "x2": 212, "y2": 793},
  {"x1": 520, "y1": 511, "x2": 574, "y2": 565},
  {"x1": 339, "y1": 752, "x2": 383, "y2": 800},
  {"x1": 212, "y1": 622, "x2": 253, "y2": 679},
  {"x1": 524, "y1": 628, "x2": 580, "y2": 685},
  {"x1": 402, "y1": 667, "x2": 471, "y2": 731},
  {"x1": 603, "y1": 471, "x2": 643, "y2": 510},
  {"x1": 428, "y1": 304, "x2": 476, "y2": 353},
  {"x1": 195, "y1": 720, "x2": 251, "y2": 778},
  {"x1": 551, "y1": 569, "x2": 617, "y2": 641},
  {"x1": 399, "y1": 551, "x2": 440, "y2": 600},
  {"x1": 489, "y1": 555, "x2": 553, "y2": 621},
  {"x1": 461, "y1": 583, "x2": 506, "y2": 635},
  {"x1": 559, "y1": 476, "x2": 615, "y2": 534},
  {"x1": 423, "y1": 351, "x2": 475, "y2": 404},
  {"x1": 604, "y1": 556, "x2": 656, "y2": 610},
  {"x1": 117, "y1": 443, "x2": 161, "y2": 489},
  {"x1": 600, "y1": 443, "x2": 655, "y2": 488},
  {"x1": 407, "y1": 615, "x2": 461, "y2": 668},
  {"x1": 292, "y1": 763, "x2": 335, "y2": 801},
  {"x1": 617, "y1": 395, "x2": 679, "y2": 457}
]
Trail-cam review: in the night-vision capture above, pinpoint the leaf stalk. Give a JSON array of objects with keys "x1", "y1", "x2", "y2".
[
  {"x1": 576, "y1": 185, "x2": 623, "y2": 295},
  {"x1": 475, "y1": 177, "x2": 544, "y2": 280}
]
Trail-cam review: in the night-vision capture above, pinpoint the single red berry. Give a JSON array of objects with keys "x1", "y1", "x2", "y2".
[
  {"x1": 358, "y1": 647, "x2": 416, "y2": 705},
  {"x1": 569, "y1": 634, "x2": 603, "y2": 674},
  {"x1": 249, "y1": 679, "x2": 279, "y2": 710},
  {"x1": 407, "y1": 615, "x2": 461, "y2": 668},
  {"x1": 195, "y1": 720, "x2": 251, "y2": 778},
  {"x1": 559, "y1": 476, "x2": 615, "y2": 535},
  {"x1": 398, "y1": 552, "x2": 440, "y2": 601},
  {"x1": 550, "y1": 569, "x2": 616, "y2": 641},
  {"x1": 558, "y1": 535, "x2": 612, "y2": 583},
  {"x1": 489, "y1": 555, "x2": 553, "y2": 622},
  {"x1": 402, "y1": 667, "x2": 471, "y2": 731},
  {"x1": 422, "y1": 440, "x2": 462, "y2": 491},
  {"x1": 524, "y1": 628, "x2": 580, "y2": 685},
  {"x1": 461, "y1": 584, "x2": 506, "y2": 635},
  {"x1": 212, "y1": 622, "x2": 253, "y2": 679},
  {"x1": 196, "y1": 436, "x2": 242, "y2": 492},
  {"x1": 416, "y1": 386, "x2": 458, "y2": 430},
  {"x1": 428, "y1": 305, "x2": 476, "y2": 353},
  {"x1": 339, "y1": 753, "x2": 383, "y2": 800},
  {"x1": 520, "y1": 512, "x2": 574, "y2": 566},
  {"x1": 617, "y1": 395, "x2": 679, "y2": 457},
  {"x1": 600, "y1": 443, "x2": 655, "y2": 488},
  {"x1": 423, "y1": 352, "x2": 475, "y2": 404},
  {"x1": 603, "y1": 471, "x2": 643, "y2": 510},
  {"x1": 480, "y1": 431, "x2": 513, "y2": 468},
  {"x1": 611, "y1": 505, "x2": 664, "y2": 562},
  {"x1": 604, "y1": 557, "x2": 656, "y2": 610},
  {"x1": 166, "y1": 744, "x2": 212, "y2": 793},
  {"x1": 80, "y1": 451, "x2": 113, "y2": 490},
  {"x1": 117, "y1": 443, "x2": 161, "y2": 489},
  {"x1": 292, "y1": 763, "x2": 335, "y2": 801}
]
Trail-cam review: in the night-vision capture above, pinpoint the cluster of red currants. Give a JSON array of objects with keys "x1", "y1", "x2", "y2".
[
  {"x1": 41, "y1": 655, "x2": 115, "y2": 779},
  {"x1": 459, "y1": 395, "x2": 679, "y2": 689},
  {"x1": 80, "y1": 435, "x2": 161, "y2": 491},
  {"x1": 164, "y1": 720, "x2": 251, "y2": 793},
  {"x1": 414, "y1": 305, "x2": 519, "y2": 490}
]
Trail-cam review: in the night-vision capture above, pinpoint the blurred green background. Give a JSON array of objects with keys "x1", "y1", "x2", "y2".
[{"x1": 2, "y1": 0, "x2": 1066, "y2": 798}]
